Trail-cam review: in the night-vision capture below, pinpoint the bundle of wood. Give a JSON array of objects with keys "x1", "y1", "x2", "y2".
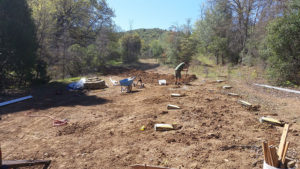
[{"x1": 262, "y1": 124, "x2": 292, "y2": 168}]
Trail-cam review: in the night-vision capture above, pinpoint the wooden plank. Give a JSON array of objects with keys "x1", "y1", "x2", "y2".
[
  {"x1": 267, "y1": 145, "x2": 274, "y2": 166},
  {"x1": 2, "y1": 160, "x2": 51, "y2": 168},
  {"x1": 262, "y1": 142, "x2": 269, "y2": 164},
  {"x1": 131, "y1": 164, "x2": 175, "y2": 169},
  {"x1": 269, "y1": 146, "x2": 279, "y2": 167},
  {"x1": 278, "y1": 124, "x2": 289, "y2": 158},
  {"x1": 268, "y1": 141, "x2": 275, "y2": 147},
  {"x1": 281, "y1": 141, "x2": 290, "y2": 165},
  {"x1": 237, "y1": 100, "x2": 252, "y2": 107},
  {"x1": 259, "y1": 117, "x2": 284, "y2": 126}
]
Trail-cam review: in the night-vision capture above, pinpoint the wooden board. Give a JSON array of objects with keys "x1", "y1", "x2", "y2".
[
  {"x1": 269, "y1": 146, "x2": 279, "y2": 167},
  {"x1": 278, "y1": 124, "x2": 289, "y2": 158},
  {"x1": 282, "y1": 141, "x2": 290, "y2": 164},
  {"x1": 2, "y1": 160, "x2": 51, "y2": 169},
  {"x1": 238, "y1": 100, "x2": 252, "y2": 107},
  {"x1": 267, "y1": 145, "x2": 274, "y2": 166},
  {"x1": 262, "y1": 142, "x2": 269, "y2": 164}
]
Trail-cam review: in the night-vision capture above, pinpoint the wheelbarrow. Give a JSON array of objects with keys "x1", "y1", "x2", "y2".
[{"x1": 119, "y1": 77, "x2": 136, "y2": 93}]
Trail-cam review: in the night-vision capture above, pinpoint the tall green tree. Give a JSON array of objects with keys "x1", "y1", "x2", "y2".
[
  {"x1": 28, "y1": 0, "x2": 115, "y2": 79},
  {"x1": 262, "y1": 9, "x2": 300, "y2": 85},
  {"x1": 149, "y1": 40, "x2": 163, "y2": 59},
  {"x1": 120, "y1": 33, "x2": 141, "y2": 63},
  {"x1": 0, "y1": 0, "x2": 45, "y2": 89},
  {"x1": 193, "y1": 0, "x2": 232, "y2": 64}
]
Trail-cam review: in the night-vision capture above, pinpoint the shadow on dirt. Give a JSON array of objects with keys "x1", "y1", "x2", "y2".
[{"x1": 0, "y1": 82, "x2": 110, "y2": 115}]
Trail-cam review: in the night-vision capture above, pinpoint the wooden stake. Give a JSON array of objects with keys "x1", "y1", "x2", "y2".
[
  {"x1": 270, "y1": 146, "x2": 279, "y2": 167},
  {"x1": 267, "y1": 145, "x2": 274, "y2": 166},
  {"x1": 262, "y1": 142, "x2": 269, "y2": 164},
  {"x1": 263, "y1": 142, "x2": 272, "y2": 165},
  {"x1": 278, "y1": 124, "x2": 289, "y2": 158},
  {"x1": 281, "y1": 141, "x2": 290, "y2": 165}
]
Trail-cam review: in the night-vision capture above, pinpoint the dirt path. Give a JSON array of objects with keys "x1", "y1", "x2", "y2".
[{"x1": 0, "y1": 63, "x2": 299, "y2": 169}]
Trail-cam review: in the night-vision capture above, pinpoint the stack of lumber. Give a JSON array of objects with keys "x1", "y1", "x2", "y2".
[
  {"x1": 84, "y1": 77, "x2": 107, "y2": 90},
  {"x1": 262, "y1": 124, "x2": 291, "y2": 168}
]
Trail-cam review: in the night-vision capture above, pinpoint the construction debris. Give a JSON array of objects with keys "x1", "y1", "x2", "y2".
[
  {"x1": 259, "y1": 117, "x2": 285, "y2": 126},
  {"x1": 238, "y1": 100, "x2": 252, "y2": 107},
  {"x1": 223, "y1": 85, "x2": 232, "y2": 89},
  {"x1": 0, "y1": 147, "x2": 51, "y2": 169},
  {"x1": 171, "y1": 93, "x2": 184, "y2": 97},
  {"x1": 227, "y1": 93, "x2": 239, "y2": 97},
  {"x1": 158, "y1": 79, "x2": 167, "y2": 85},
  {"x1": 154, "y1": 124, "x2": 174, "y2": 131},
  {"x1": 0, "y1": 95, "x2": 33, "y2": 107},
  {"x1": 262, "y1": 124, "x2": 292, "y2": 169},
  {"x1": 238, "y1": 100, "x2": 260, "y2": 111},
  {"x1": 167, "y1": 104, "x2": 180, "y2": 109},
  {"x1": 216, "y1": 80, "x2": 224, "y2": 83},
  {"x1": 131, "y1": 164, "x2": 175, "y2": 169},
  {"x1": 287, "y1": 161, "x2": 296, "y2": 168}
]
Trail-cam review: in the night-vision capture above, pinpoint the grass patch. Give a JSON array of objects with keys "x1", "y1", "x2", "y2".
[
  {"x1": 106, "y1": 60, "x2": 122, "y2": 66},
  {"x1": 54, "y1": 77, "x2": 82, "y2": 84}
]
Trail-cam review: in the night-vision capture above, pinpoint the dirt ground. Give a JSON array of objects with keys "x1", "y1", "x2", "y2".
[{"x1": 0, "y1": 63, "x2": 300, "y2": 169}]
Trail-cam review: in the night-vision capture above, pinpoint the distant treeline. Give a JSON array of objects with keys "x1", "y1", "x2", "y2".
[{"x1": 1, "y1": 0, "x2": 300, "y2": 90}]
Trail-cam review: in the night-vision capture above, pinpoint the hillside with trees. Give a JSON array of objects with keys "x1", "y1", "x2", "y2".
[{"x1": 1, "y1": 0, "x2": 300, "y2": 90}]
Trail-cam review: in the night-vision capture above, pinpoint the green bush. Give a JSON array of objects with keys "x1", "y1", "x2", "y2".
[
  {"x1": 262, "y1": 11, "x2": 300, "y2": 85},
  {"x1": 120, "y1": 33, "x2": 141, "y2": 63}
]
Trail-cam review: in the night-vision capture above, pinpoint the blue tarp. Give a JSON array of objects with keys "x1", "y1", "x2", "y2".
[{"x1": 67, "y1": 78, "x2": 86, "y2": 90}]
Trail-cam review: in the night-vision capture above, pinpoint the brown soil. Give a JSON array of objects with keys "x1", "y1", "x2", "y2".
[
  {"x1": 0, "y1": 64, "x2": 299, "y2": 169},
  {"x1": 117, "y1": 69, "x2": 197, "y2": 85}
]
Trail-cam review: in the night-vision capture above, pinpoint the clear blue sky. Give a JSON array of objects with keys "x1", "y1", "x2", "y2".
[{"x1": 106, "y1": 0, "x2": 206, "y2": 31}]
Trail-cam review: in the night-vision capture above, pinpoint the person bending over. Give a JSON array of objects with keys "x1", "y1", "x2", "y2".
[{"x1": 174, "y1": 62, "x2": 188, "y2": 85}]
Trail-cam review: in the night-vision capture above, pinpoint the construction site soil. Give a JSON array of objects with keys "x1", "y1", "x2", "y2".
[{"x1": 0, "y1": 65, "x2": 300, "y2": 169}]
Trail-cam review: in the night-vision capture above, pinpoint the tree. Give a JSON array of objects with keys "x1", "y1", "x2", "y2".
[
  {"x1": 0, "y1": 0, "x2": 47, "y2": 89},
  {"x1": 149, "y1": 40, "x2": 163, "y2": 60},
  {"x1": 28, "y1": 0, "x2": 115, "y2": 79},
  {"x1": 193, "y1": 0, "x2": 232, "y2": 64},
  {"x1": 262, "y1": 9, "x2": 300, "y2": 85},
  {"x1": 120, "y1": 33, "x2": 141, "y2": 63}
]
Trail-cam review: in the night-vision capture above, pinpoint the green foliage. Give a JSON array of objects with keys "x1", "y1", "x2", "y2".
[
  {"x1": 27, "y1": 0, "x2": 115, "y2": 79},
  {"x1": 149, "y1": 40, "x2": 163, "y2": 59},
  {"x1": 0, "y1": 0, "x2": 48, "y2": 89},
  {"x1": 262, "y1": 11, "x2": 300, "y2": 85},
  {"x1": 127, "y1": 28, "x2": 166, "y2": 45},
  {"x1": 120, "y1": 33, "x2": 142, "y2": 63},
  {"x1": 124, "y1": 28, "x2": 166, "y2": 58},
  {"x1": 192, "y1": 0, "x2": 232, "y2": 65}
]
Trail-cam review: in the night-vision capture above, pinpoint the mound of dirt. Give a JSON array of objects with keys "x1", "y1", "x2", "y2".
[{"x1": 120, "y1": 69, "x2": 197, "y2": 85}]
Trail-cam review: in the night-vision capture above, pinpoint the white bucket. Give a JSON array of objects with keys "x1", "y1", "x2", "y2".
[
  {"x1": 158, "y1": 79, "x2": 167, "y2": 85},
  {"x1": 262, "y1": 161, "x2": 295, "y2": 169}
]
